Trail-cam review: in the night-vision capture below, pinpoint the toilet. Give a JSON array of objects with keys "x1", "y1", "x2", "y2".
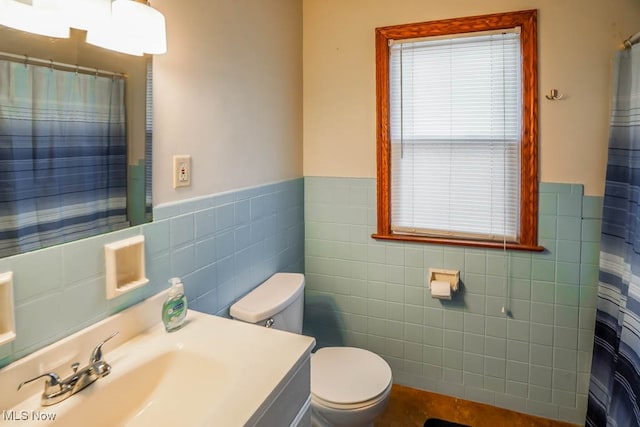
[{"x1": 230, "y1": 272, "x2": 392, "y2": 427}]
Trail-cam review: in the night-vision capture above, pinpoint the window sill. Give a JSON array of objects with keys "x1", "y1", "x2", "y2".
[{"x1": 371, "y1": 232, "x2": 545, "y2": 252}]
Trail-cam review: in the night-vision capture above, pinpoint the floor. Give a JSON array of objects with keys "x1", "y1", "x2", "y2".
[{"x1": 374, "y1": 385, "x2": 580, "y2": 427}]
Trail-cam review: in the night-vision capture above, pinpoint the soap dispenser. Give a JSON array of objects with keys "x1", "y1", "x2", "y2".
[{"x1": 162, "y1": 277, "x2": 188, "y2": 332}]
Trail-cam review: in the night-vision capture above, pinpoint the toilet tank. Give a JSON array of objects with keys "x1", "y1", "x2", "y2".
[{"x1": 230, "y1": 273, "x2": 305, "y2": 334}]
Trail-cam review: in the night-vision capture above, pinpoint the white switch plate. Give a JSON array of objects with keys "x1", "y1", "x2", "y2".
[{"x1": 173, "y1": 155, "x2": 191, "y2": 188}]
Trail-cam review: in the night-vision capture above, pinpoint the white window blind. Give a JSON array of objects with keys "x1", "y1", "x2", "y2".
[{"x1": 389, "y1": 29, "x2": 522, "y2": 241}]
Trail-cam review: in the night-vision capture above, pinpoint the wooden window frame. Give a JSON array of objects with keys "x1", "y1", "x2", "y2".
[{"x1": 373, "y1": 9, "x2": 542, "y2": 252}]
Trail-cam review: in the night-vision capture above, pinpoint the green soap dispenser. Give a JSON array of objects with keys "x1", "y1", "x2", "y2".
[{"x1": 162, "y1": 277, "x2": 187, "y2": 332}]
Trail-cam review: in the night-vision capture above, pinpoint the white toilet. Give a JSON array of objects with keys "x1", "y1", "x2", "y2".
[{"x1": 230, "y1": 272, "x2": 392, "y2": 427}]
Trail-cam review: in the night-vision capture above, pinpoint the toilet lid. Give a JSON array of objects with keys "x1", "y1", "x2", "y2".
[{"x1": 311, "y1": 347, "x2": 392, "y2": 405}]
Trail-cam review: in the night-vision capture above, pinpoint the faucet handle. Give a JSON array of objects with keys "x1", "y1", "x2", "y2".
[
  {"x1": 89, "y1": 331, "x2": 119, "y2": 364},
  {"x1": 17, "y1": 372, "x2": 61, "y2": 391}
]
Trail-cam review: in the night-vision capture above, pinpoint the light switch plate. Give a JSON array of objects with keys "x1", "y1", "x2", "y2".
[{"x1": 173, "y1": 155, "x2": 191, "y2": 188}]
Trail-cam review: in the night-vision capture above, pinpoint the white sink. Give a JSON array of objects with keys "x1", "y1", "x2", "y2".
[{"x1": 0, "y1": 291, "x2": 315, "y2": 426}]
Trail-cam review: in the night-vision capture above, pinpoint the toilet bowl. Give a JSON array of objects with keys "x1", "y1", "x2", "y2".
[
  {"x1": 310, "y1": 346, "x2": 392, "y2": 427},
  {"x1": 229, "y1": 273, "x2": 392, "y2": 427}
]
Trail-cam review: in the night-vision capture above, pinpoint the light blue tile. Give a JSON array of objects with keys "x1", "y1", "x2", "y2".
[
  {"x1": 530, "y1": 343, "x2": 553, "y2": 366},
  {"x1": 13, "y1": 246, "x2": 64, "y2": 301},
  {"x1": 463, "y1": 353, "x2": 484, "y2": 374},
  {"x1": 423, "y1": 345, "x2": 443, "y2": 366},
  {"x1": 443, "y1": 349, "x2": 463, "y2": 370},
  {"x1": 485, "y1": 336, "x2": 506, "y2": 358},
  {"x1": 555, "y1": 306, "x2": 579, "y2": 328},
  {"x1": 540, "y1": 182, "x2": 571, "y2": 194},
  {"x1": 532, "y1": 259, "x2": 555, "y2": 282},
  {"x1": 552, "y1": 389, "x2": 576, "y2": 407},
  {"x1": 484, "y1": 376, "x2": 506, "y2": 393},
  {"x1": 510, "y1": 278, "x2": 531, "y2": 300},
  {"x1": 14, "y1": 291, "x2": 67, "y2": 354},
  {"x1": 580, "y1": 241, "x2": 600, "y2": 265},
  {"x1": 529, "y1": 385, "x2": 553, "y2": 403},
  {"x1": 557, "y1": 262, "x2": 580, "y2": 285},
  {"x1": 531, "y1": 323, "x2": 554, "y2": 346},
  {"x1": 553, "y1": 369, "x2": 577, "y2": 392},
  {"x1": 538, "y1": 215, "x2": 557, "y2": 239},
  {"x1": 554, "y1": 348, "x2": 578, "y2": 371},
  {"x1": 424, "y1": 307, "x2": 443, "y2": 327},
  {"x1": 556, "y1": 284, "x2": 580, "y2": 307},
  {"x1": 582, "y1": 219, "x2": 602, "y2": 242},
  {"x1": 443, "y1": 367, "x2": 463, "y2": 384},
  {"x1": 170, "y1": 214, "x2": 195, "y2": 248},
  {"x1": 506, "y1": 381, "x2": 529, "y2": 398},
  {"x1": 485, "y1": 356, "x2": 506, "y2": 379},
  {"x1": 465, "y1": 252, "x2": 486, "y2": 274},
  {"x1": 171, "y1": 245, "x2": 195, "y2": 278},
  {"x1": 507, "y1": 360, "x2": 529, "y2": 383},
  {"x1": 485, "y1": 317, "x2": 507, "y2": 338},
  {"x1": 507, "y1": 319, "x2": 530, "y2": 342},
  {"x1": 530, "y1": 364, "x2": 553, "y2": 387},
  {"x1": 215, "y1": 231, "x2": 236, "y2": 260},
  {"x1": 424, "y1": 326, "x2": 444, "y2": 347},
  {"x1": 506, "y1": 339, "x2": 530, "y2": 362},
  {"x1": 531, "y1": 302, "x2": 555, "y2": 325},
  {"x1": 463, "y1": 273, "x2": 486, "y2": 295},
  {"x1": 444, "y1": 310, "x2": 464, "y2": 331},
  {"x1": 556, "y1": 240, "x2": 580, "y2": 263},
  {"x1": 580, "y1": 285, "x2": 598, "y2": 308},
  {"x1": 194, "y1": 208, "x2": 216, "y2": 239},
  {"x1": 557, "y1": 217, "x2": 582, "y2": 241},
  {"x1": 424, "y1": 247, "x2": 444, "y2": 269},
  {"x1": 463, "y1": 372, "x2": 484, "y2": 388},
  {"x1": 195, "y1": 237, "x2": 216, "y2": 269},
  {"x1": 531, "y1": 281, "x2": 555, "y2": 304},
  {"x1": 510, "y1": 257, "x2": 532, "y2": 279},
  {"x1": 464, "y1": 313, "x2": 485, "y2": 335},
  {"x1": 444, "y1": 330, "x2": 463, "y2": 350},
  {"x1": 216, "y1": 203, "x2": 235, "y2": 231},
  {"x1": 143, "y1": 220, "x2": 171, "y2": 255},
  {"x1": 557, "y1": 193, "x2": 582, "y2": 217},
  {"x1": 539, "y1": 193, "x2": 557, "y2": 215},
  {"x1": 464, "y1": 333, "x2": 485, "y2": 355},
  {"x1": 580, "y1": 263, "x2": 600, "y2": 286},
  {"x1": 443, "y1": 249, "x2": 465, "y2": 271},
  {"x1": 582, "y1": 196, "x2": 603, "y2": 219},
  {"x1": 487, "y1": 254, "x2": 508, "y2": 276},
  {"x1": 554, "y1": 327, "x2": 578, "y2": 350},
  {"x1": 386, "y1": 245, "x2": 405, "y2": 265}
]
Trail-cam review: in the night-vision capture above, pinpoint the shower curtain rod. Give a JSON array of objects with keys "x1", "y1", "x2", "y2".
[
  {"x1": 623, "y1": 32, "x2": 640, "y2": 49},
  {"x1": 0, "y1": 51, "x2": 127, "y2": 79}
]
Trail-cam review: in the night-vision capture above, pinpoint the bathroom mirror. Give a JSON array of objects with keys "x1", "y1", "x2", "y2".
[{"x1": 0, "y1": 25, "x2": 152, "y2": 258}]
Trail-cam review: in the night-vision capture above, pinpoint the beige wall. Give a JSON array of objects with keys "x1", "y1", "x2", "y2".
[
  {"x1": 303, "y1": 0, "x2": 640, "y2": 196},
  {"x1": 152, "y1": 0, "x2": 303, "y2": 205}
]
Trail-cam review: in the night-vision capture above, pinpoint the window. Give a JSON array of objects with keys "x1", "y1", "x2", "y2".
[{"x1": 373, "y1": 10, "x2": 542, "y2": 251}]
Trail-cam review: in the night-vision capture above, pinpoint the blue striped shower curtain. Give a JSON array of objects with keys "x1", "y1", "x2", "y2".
[
  {"x1": 0, "y1": 60, "x2": 128, "y2": 257},
  {"x1": 587, "y1": 44, "x2": 640, "y2": 426}
]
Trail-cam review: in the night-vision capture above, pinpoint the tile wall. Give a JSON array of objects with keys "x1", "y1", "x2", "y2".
[
  {"x1": 303, "y1": 176, "x2": 601, "y2": 425},
  {"x1": 0, "y1": 178, "x2": 304, "y2": 369}
]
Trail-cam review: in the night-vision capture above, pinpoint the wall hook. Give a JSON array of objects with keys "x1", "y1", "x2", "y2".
[{"x1": 545, "y1": 89, "x2": 564, "y2": 100}]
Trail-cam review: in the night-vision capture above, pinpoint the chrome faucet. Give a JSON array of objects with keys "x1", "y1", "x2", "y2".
[{"x1": 17, "y1": 332, "x2": 118, "y2": 406}]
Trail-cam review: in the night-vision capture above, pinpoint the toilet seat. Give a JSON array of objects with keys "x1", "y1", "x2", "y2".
[{"x1": 311, "y1": 347, "x2": 392, "y2": 409}]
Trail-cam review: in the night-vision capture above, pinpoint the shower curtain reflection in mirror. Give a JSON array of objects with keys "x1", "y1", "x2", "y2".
[{"x1": 0, "y1": 59, "x2": 128, "y2": 258}]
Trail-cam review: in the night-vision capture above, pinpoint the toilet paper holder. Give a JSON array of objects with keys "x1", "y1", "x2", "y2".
[{"x1": 428, "y1": 268, "x2": 460, "y2": 293}]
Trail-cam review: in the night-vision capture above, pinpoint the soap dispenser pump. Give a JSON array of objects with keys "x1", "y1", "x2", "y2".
[{"x1": 162, "y1": 277, "x2": 187, "y2": 332}]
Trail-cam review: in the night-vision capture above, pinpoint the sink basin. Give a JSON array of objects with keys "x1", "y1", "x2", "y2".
[
  {"x1": 0, "y1": 291, "x2": 315, "y2": 426},
  {"x1": 53, "y1": 349, "x2": 228, "y2": 427}
]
